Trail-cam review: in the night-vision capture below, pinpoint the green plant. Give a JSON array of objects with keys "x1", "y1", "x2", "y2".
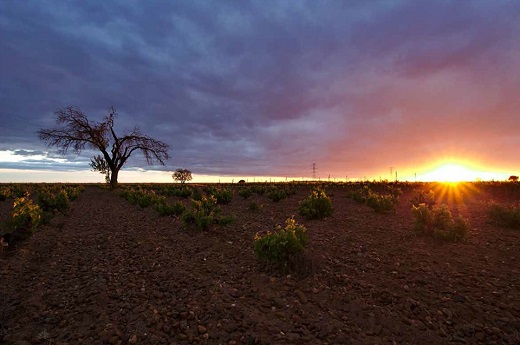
[
  {"x1": 350, "y1": 186, "x2": 370, "y2": 204},
  {"x1": 366, "y1": 192, "x2": 399, "y2": 213},
  {"x1": 410, "y1": 189, "x2": 436, "y2": 207},
  {"x1": 10, "y1": 185, "x2": 27, "y2": 198},
  {"x1": 137, "y1": 193, "x2": 154, "y2": 208},
  {"x1": 191, "y1": 187, "x2": 203, "y2": 201},
  {"x1": 267, "y1": 187, "x2": 287, "y2": 202},
  {"x1": 212, "y1": 187, "x2": 234, "y2": 205},
  {"x1": 0, "y1": 186, "x2": 12, "y2": 201},
  {"x1": 10, "y1": 194, "x2": 43, "y2": 233},
  {"x1": 55, "y1": 190, "x2": 71, "y2": 211},
  {"x1": 299, "y1": 188, "x2": 333, "y2": 219},
  {"x1": 65, "y1": 185, "x2": 84, "y2": 201},
  {"x1": 37, "y1": 188, "x2": 71, "y2": 213},
  {"x1": 488, "y1": 201, "x2": 520, "y2": 229},
  {"x1": 412, "y1": 204, "x2": 469, "y2": 242},
  {"x1": 248, "y1": 201, "x2": 260, "y2": 212},
  {"x1": 155, "y1": 201, "x2": 186, "y2": 216},
  {"x1": 218, "y1": 215, "x2": 235, "y2": 226},
  {"x1": 254, "y1": 217, "x2": 308, "y2": 267},
  {"x1": 182, "y1": 195, "x2": 221, "y2": 230},
  {"x1": 163, "y1": 186, "x2": 192, "y2": 198},
  {"x1": 238, "y1": 187, "x2": 253, "y2": 199},
  {"x1": 251, "y1": 185, "x2": 267, "y2": 195},
  {"x1": 388, "y1": 186, "x2": 403, "y2": 198}
]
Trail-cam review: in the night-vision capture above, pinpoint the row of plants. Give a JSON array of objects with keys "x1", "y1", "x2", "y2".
[
  {"x1": 119, "y1": 187, "x2": 186, "y2": 216},
  {"x1": 488, "y1": 201, "x2": 520, "y2": 229},
  {"x1": 349, "y1": 185, "x2": 401, "y2": 213},
  {"x1": 119, "y1": 186, "x2": 234, "y2": 230},
  {"x1": 1, "y1": 184, "x2": 84, "y2": 252}
]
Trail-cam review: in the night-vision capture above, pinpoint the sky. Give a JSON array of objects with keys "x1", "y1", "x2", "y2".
[{"x1": 1, "y1": 0, "x2": 519, "y2": 183}]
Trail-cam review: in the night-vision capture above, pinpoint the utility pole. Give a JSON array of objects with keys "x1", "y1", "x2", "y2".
[
  {"x1": 389, "y1": 167, "x2": 394, "y2": 181},
  {"x1": 312, "y1": 163, "x2": 317, "y2": 180}
]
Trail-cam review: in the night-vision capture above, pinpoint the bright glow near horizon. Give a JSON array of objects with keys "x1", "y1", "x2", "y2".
[
  {"x1": 420, "y1": 163, "x2": 482, "y2": 182},
  {"x1": 428, "y1": 164, "x2": 475, "y2": 182}
]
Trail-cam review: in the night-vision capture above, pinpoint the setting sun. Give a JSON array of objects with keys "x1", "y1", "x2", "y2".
[{"x1": 422, "y1": 163, "x2": 477, "y2": 182}]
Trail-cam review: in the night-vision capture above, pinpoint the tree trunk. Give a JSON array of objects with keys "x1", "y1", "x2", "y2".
[{"x1": 110, "y1": 168, "x2": 119, "y2": 189}]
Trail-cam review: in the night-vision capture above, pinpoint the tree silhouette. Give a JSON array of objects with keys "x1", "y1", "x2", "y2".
[
  {"x1": 173, "y1": 168, "x2": 192, "y2": 183},
  {"x1": 38, "y1": 106, "x2": 169, "y2": 188},
  {"x1": 509, "y1": 175, "x2": 519, "y2": 182}
]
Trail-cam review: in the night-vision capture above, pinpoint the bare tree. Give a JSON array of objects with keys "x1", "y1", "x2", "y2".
[
  {"x1": 173, "y1": 168, "x2": 192, "y2": 183},
  {"x1": 38, "y1": 106, "x2": 170, "y2": 188}
]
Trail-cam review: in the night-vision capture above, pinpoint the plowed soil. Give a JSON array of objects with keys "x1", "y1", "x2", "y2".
[{"x1": 1, "y1": 184, "x2": 519, "y2": 345}]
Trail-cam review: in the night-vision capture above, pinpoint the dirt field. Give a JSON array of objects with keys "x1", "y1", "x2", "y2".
[{"x1": 1, "y1": 183, "x2": 519, "y2": 345}]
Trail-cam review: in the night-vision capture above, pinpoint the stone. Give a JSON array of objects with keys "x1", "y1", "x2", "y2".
[
  {"x1": 453, "y1": 295, "x2": 466, "y2": 303},
  {"x1": 296, "y1": 290, "x2": 308, "y2": 304}
]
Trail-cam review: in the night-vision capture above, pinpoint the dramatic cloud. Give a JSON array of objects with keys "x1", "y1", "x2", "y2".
[{"x1": 1, "y1": 1, "x2": 519, "y2": 181}]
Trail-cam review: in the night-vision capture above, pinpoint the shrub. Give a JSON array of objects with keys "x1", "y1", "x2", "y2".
[
  {"x1": 388, "y1": 186, "x2": 403, "y2": 198},
  {"x1": 119, "y1": 187, "x2": 138, "y2": 205},
  {"x1": 136, "y1": 191, "x2": 155, "y2": 208},
  {"x1": 212, "y1": 188, "x2": 234, "y2": 205},
  {"x1": 119, "y1": 188, "x2": 162, "y2": 208},
  {"x1": 251, "y1": 185, "x2": 267, "y2": 195},
  {"x1": 248, "y1": 201, "x2": 260, "y2": 212},
  {"x1": 488, "y1": 201, "x2": 520, "y2": 229},
  {"x1": 434, "y1": 215, "x2": 469, "y2": 241},
  {"x1": 55, "y1": 190, "x2": 71, "y2": 212},
  {"x1": 412, "y1": 204, "x2": 469, "y2": 242},
  {"x1": 155, "y1": 201, "x2": 186, "y2": 217},
  {"x1": 10, "y1": 185, "x2": 27, "y2": 198},
  {"x1": 191, "y1": 188, "x2": 203, "y2": 201},
  {"x1": 238, "y1": 187, "x2": 253, "y2": 199},
  {"x1": 410, "y1": 189, "x2": 436, "y2": 207},
  {"x1": 162, "y1": 186, "x2": 192, "y2": 198},
  {"x1": 182, "y1": 195, "x2": 221, "y2": 230},
  {"x1": 350, "y1": 186, "x2": 370, "y2": 204},
  {"x1": 10, "y1": 194, "x2": 43, "y2": 233},
  {"x1": 65, "y1": 185, "x2": 84, "y2": 201},
  {"x1": 0, "y1": 186, "x2": 12, "y2": 201},
  {"x1": 254, "y1": 217, "x2": 308, "y2": 267},
  {"x1": 366, "y1": 192, "x2": 399, "y2": 214},
  {"x1": 267, "y1": 187, "x2": 287, "y2": 202},
  {"x1": 37, "y1": 188, "x2": 71, "y2": 213},
  {"x1": 218, "y1": 215, "x2": 235, "y2": 226},
  {"x1": 299, "y1": 188, "x2": 333, "y2": 219}
]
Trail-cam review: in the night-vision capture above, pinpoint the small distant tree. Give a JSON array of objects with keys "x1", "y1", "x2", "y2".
[
  {"x1": 173, "y1": 169, "x2": 192, "y2": 184},
  {"x1": 90, "y1": 155, "x2": 111, "y2": 184},
  {"x1": 509, "y1": 175, "x2": 519, "y2": 182},
  {"x1": 38, "y1": 106, "x2": 169, "y2": 188}
]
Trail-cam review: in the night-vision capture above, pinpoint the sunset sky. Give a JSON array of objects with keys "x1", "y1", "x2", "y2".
[{"x1": 1, "y1": 1, "x2": 519, "y2": 183}]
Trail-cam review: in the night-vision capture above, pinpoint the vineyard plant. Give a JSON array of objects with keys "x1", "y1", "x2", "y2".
[{"x1": 1, "y1": 181, "x2": 519, "y2": 345}]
